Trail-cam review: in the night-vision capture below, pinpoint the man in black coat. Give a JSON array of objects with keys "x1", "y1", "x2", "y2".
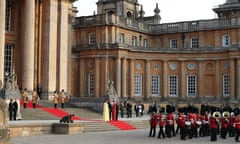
[
  {"x1": 13, "y1": 99, "x2": 18, "y2": 120},
  {"x1": 8, "y1": 99, "x2": 14, "y2": 120}
]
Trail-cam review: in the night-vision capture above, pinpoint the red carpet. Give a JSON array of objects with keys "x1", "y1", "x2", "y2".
[
  {"x1": 108, "y1": 121, "x2": 136, "y2": 130},
  {"x1": 20, "y1": 99, "x2": 81, "y2": 120},
  {"x1": 41, "y1": 108, "x2": 81, "y2": 120}
]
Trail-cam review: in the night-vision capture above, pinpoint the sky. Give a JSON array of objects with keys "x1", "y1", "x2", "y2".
[{"x1": 73, "y1": 0, "x2": 226, "y2": 23}]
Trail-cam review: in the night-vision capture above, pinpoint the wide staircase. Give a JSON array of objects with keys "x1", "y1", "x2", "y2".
[{"x1": 18, "y1": 100, "x2": 149, "y2": 132}]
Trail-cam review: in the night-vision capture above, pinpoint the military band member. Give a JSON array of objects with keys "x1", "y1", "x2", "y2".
[
  {"x1": 32, "y1": 89, "x2": 39, "y2": 108},
  {"x1": 235, "y1": 114, "x2": 240, "y2": 142},
  {"x1": 202, "y1": 111, "x2": 210, "y2": 137},
  {"x1": 157, "y1": 112, "x2": 165, "y2": 139},
  {"x1": 165, "y1": 111, "x2": 175, "y2": 137},
  {"x1": 22, "y1": 88, "x2": 28, "y2": 108},
  {"x1": 210, "y1": 113, "x2": 219, "y2": 141},
  {"x1": 228, "y1": 112, "x2": 235, "y2": 137},
  {"x1": 149, "y1": 112, "x2": 158, "y2": 137},
  {"x1": 220, "y1": 112, "x2": 229, "y2": 139},
  {"x1": 178, "y1": 111, "x2": 187, "y2": 140}
]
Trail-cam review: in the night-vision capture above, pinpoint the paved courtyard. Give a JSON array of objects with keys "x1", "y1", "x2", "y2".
[{"x1": 12, "y1": 129, "x2": 238, "y2": 144}]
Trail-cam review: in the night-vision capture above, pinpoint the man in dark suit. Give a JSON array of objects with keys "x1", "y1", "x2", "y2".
[
  {"x1": 8, "y1": 99, "x2": 14, "y2": 120},
  {"x1": 13, "y1": 99, "x2": 18, "y2": 120}
]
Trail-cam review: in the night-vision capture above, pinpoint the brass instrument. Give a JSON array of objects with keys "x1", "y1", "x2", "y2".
[
  {"x1": 222, "y1": 111, "x2": 230, "y2": 118},
  {"x1": 231, "y1": 112, "x2": 235, "y2": 117},
  {"x1": 213, "y1": 111, "x2": 221, "y2": 124},
  {"x1": 222, "y1": 111, "x2": 230, "y2": 123}
]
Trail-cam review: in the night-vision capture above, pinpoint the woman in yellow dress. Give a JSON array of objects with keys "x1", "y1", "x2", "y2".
[{"x1": 103, "y1": 100, "x2": 110, "y2": 121}]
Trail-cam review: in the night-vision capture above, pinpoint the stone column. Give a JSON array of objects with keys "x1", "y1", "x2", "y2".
[
  {"x1": 129, "y1": 59, "x2": 134, "y2": 97},
  {"x1": 145, "y1": 60, "x2": 151, "y2": 97},
  {"x1": 237, "y1": 59, "x2": 240, "y2": 100},
  {"x1": 198, "y1": 61, "x2": 204, "y2": 98},
  {"x1": 79, "y1": 59, "x2": 84, "y2": 97},
  {"x1": 180, "y1": 61, "x2": 185, "y2": 98},
  {"x1": 116, "y1": 57, "x2": 121, "y2": 97},
  {"x1": 23, "y1": 0, "x2": 35, "y2": 91},
  {"x1": 121, "y1": 57, "x2": 127, "y2": 97},
  {"x1": 94, "y1": 58, "x2": 100, "y2": 97},
  {"x1": 215, "y1": 60, "x2": 221, "y2": 98},
  {"x1": 59, "y1": 1, "x2": 69, "y2": 91},
  {"x1": 162, "y1": 61, "x2": 168, "y2": 98},
  {"x1": 41, "y1": 0, "x2": 58, "y2": 99},
  {"x1": 0, "y1": 0, "x2": 5, "y2": 83},
  {"x1": 230, "y1": 59, "x2": 236, "y2": 100}
]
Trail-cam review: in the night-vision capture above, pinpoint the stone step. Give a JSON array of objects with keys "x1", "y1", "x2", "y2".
[
  {"x1": 81, "y1": 121, "x2": 118, "y2": 132},
  {"x1": 20, "y1": 107, "x2": 58, "y2": 120},
  {"x1": 127, "y1": 120, "x2": 149, "y2": 129}
]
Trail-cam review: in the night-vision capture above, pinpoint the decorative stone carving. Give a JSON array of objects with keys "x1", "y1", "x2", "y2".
[
  {"x1": 105, "y1": 80, "x2": 119, "y2": 102},
  {"x1": 0, "y1": 98, "x2": 7, "y2": 126},
  {"x1": 0, "y1": 73, "x2": 22, "y2": 120},
  {"x1": 0, "y1": 97, "x2": 11, "y2": 144}
]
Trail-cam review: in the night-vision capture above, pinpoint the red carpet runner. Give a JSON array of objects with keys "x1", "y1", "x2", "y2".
[
  {"x1": 20, "y1": 99, "x2": 137, "y2": 130},
  {"x1": 108, "y1": 121, "x2": 136, "y2": 130},
  {"x1": 20, "y1": 100, "x2": 81, "y2": 120}
]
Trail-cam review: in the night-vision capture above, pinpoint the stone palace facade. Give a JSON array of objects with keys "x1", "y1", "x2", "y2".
[
  {"x1": 0, "y1": 0, "x2": 77, "y2": 99},
  {"x1": 71, "y1": 0, "x2": 240, "y2": 105},
  {"x1": 1, "y1": 0, "x2": 240, "y2": 105}
]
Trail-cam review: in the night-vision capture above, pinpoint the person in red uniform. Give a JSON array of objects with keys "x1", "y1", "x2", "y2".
[
  {"x1": 149, "y1": 112, "x2": 158, "y2": 137},
  {"x1": 178, "y1": 111, "x2": 187, "y2": 140},
  {"x1": 165, "y1": 112, "x2": 175, "y2": 137},
  {"x1": 235, "y1": 114, "x2": 240, "y2": 142},
  {"x1": 228, "y1": 113, "x2": 235, "y2": 137},
  {"x1": 210, "y1": 114, "x2": 219, "y2": 141},
  {"x1": 157, "y1": 112, "x2": 165, "y2": 139},
  {"x1": 220, "y1": 115, "x2": 229, "y2": 139}
]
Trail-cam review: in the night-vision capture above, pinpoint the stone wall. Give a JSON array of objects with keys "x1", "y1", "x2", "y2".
[{"x1": 9, "y1": 123, "x2": 84, "y2": 138}]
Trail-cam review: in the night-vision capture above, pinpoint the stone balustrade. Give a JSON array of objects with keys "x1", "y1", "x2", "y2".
[{"x1": 72, "y1": 14, "x2": 240, "y2": 34}]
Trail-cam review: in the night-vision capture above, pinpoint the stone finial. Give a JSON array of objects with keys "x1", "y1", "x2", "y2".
[
  {"x1": 139, "y1": 5, "x2": 145, "y2": 17},
  {"x1": 154, "y1": 3, "x2": 160, "y2": 15}
]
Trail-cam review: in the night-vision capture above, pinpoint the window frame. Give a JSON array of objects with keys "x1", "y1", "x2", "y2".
[
  {"x1": 187, "y1": 75, "x2": 197, "y2": 97},
  {"x1": 190, "y1": 37, "x2": 199, "y2": 48},
  {"x1": 5, "y1": 0, "x2": 12, "y2": 31},
  {"x1": 168, "y1": 75, "x2": 178, "y2": 97},
  {"x1": 134, "y1": 74, "x2": 142, "y2": 96},
  {"x1": 119, "y1": 33, "x2": 125, "y2": 44},
  {"x1": 88, "y1": 32, "x2": 96, "y2": 44},
  {"x1": 132, "y1": 36, "x2": 137, "y2": 47},
  {"x1": 151, "y1": 75, "x2": 160, "y2": 96},
  {"x1": 88, "y1": 73, "x2": 95, "y2": 96},
  {"x1": 170, "y1": 39, "x2": 177, "y2": 48},
  {"x1": 4, "y1": 44, "x2": 13, "y2": 76},
  {"x1": 222, "y1": 74, "x2": 230, "y2": 97},
  {"x1": 222, "y1": 35, "x2": 230, "y2": 47}
]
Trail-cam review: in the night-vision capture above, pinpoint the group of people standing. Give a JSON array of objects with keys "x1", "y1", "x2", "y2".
[
  {"x1": 103, "y1": 100, "x2": 119, "y2": 121},
  {"x1": 148, "y1": 104, "x2": 240, "y2": 142},
  {"x1": 53, "y1": 89, "x2": 67, "y2": 109},
  {"x1": 22, "y1": 88, "x2": 40, "y2": 108},
  {"x1": 8, "y1": 99, "x2": 18, "y2": 120}
]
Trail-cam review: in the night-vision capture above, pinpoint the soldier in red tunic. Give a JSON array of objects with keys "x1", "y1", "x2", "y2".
[
  {"x1": 157, "y1": 112, "x2": 165, "y2": 139},
  {"x1": 235, "y1": 114, "x2": 240, "y2": 142},
  {"x1": 228, "y1": 112, "x2": 235, "y2": 137},
  {"x1": 220, "y1": 113, "x2": 229, "y2": 139},
  {"x1": 149, "y1": 112, "x2": 158, "y2": 137},
  {"x1": 210, "y1": 114, "x2": 219, "y2": 141},
  {"x1": 178, "y1": 111, "x2": 187, "y2": 140}
]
